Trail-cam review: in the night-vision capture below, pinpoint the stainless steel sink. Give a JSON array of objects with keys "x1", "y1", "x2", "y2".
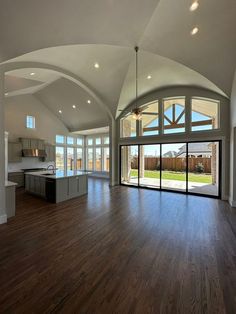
[{"x1": 41, "y1": 173, "x2": 55, "y2": 176}]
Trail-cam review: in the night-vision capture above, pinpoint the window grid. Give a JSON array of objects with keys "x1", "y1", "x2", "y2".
[
  {"x1": 56, "y1": 135, "x2": 85, "y2": 171},
  {"x1": 85, "y1": 135, "x2": 110, "y2": 172}
]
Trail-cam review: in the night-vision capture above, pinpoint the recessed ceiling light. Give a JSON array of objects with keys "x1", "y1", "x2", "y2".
[
  {"x1": 87, "y1": 100, "x2": 91, "y2": 104},
  {"x1": 191, "y1": 27, "x2": 199, "y2": 35},
  {"x1": 30, "y1": 72, "x2": 35, "y2": 76},
  {"x1": 190, "y1": 1, "x2": 199, "y2": 12},
  {"x1": 72, "y1": 105, "x2": 76, "y2": 109},
  {"x1": 147, "y1": 75, "x2": 152, "y2": 80},
  {"x1": 5, "y1": 92, "x2": 8, "y2": 96},
  {"x1": 59, "y1": 110, "x2": 62, "y2": 114},
  {"x1": 94, "y1": 62, "x2": 100, "y2": 69}
]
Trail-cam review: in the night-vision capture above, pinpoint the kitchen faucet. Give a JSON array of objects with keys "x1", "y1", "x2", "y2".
[{"x1": 47, "y1": 164, "x2": 56, "y2": 174}]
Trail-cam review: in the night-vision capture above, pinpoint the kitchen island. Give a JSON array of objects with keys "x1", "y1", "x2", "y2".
[{"x1": 25, "y1": 170, "x2": 89, "y2": 203}]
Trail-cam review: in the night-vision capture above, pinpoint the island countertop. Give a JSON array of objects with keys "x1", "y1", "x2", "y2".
[{"x1": 25, "y1": 170, "x2": 91, "y2": 180}]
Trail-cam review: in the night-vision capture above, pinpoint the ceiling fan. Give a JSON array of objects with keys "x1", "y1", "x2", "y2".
[{"x1": 119, "y1": 46, "x2": 158, "y2": 120}]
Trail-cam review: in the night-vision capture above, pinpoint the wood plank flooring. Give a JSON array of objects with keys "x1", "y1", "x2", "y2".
[{"x1": 0, "y1": 178, "x2": 236, "y2": 313}]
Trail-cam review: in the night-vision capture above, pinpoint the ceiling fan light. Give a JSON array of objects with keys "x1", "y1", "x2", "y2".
[
  {"x1": 190, "y1": 1, "x2": 199, "y2": 12},
  {"x1": 132, "y1": 112, "x2": 142, "y2": 120}
]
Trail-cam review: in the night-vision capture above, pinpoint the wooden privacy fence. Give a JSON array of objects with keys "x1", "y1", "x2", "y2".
[
  {"x1": 131, "y1": 157, "x2": 212, "y2": 173},
  {"x1": 87, "y1": 158, "x2": 109, "y2": 171}
]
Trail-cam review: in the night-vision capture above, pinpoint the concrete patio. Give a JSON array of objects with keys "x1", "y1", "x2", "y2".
[{"x1": 124, "y1": 177, "x2": 218, "y2": 196}]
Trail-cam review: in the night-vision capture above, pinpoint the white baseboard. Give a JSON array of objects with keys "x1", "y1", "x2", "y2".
[
  {"x1": 229, "y1": 198, "x2": 236, "y2": 207},
  {"x1": 0, "y1": 213, "x2": 7, "y2": 224}
]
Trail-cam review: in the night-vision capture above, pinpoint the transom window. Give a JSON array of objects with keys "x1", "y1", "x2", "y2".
[
  {"x1": 104, "y1": 136, "x2": 109, "y2": 144},
  {"x1": 77, "y1": 137, "x2": 83, "y2": 146},
  {"x1": 163, "y1": 97, "x2": 185, "y2": 134},
  {"x1": 56, "y1": 135, "x2": 65, "y2": 144},
  {"x1": 67, "y1": 136, "x2": 74, "y2": 145},
  {"x1": 140, "y1": 101, "x2": 159, "y2": 136},
  {"x1": 87, "y1": 138, "x2": 93, "y2": 145},
  {"x1": 96, "y1": 137, "x2": 101, "y2": 145},
  {"x1": 120, "y1": 96, "x2": 220, "y2": 138},
  {"x1": 191, "y1": 97, "x2": 219, "y2": 131},
  {"x1": 120, "y1": 114, "x2": 137, "y2": 138},
  {"x1": 26, "y1": 115, "x2": 35, "y2": 129}
]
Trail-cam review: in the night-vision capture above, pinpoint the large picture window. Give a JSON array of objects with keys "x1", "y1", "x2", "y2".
[
  {"x1": 103, "y1": 147, "x2": 109, "y2": 171},
  {"x1": 87, "y1": 148, "x2": 93, "y2": 170},
  {"x1": 67, "y1": 147, "x2": 75, "y2": 170},
  {"x1": 95, "y1": 148, "x2": 102, "y2": 171},
  {"x1": 56, "y1": 135, "x2": 85, "y2": 171},
  {"x1": 85, "y1": 134, "x2": 109, "y2": 172},
  {"x1": 76, "y1": 148, "x2": 83, "y2": 170},
  {"x1": 56, "y1": 147, "x2": 65, "y2": 170},
  {"x1": 191, "y1": 98, "x2": 219, "y2": 131}
]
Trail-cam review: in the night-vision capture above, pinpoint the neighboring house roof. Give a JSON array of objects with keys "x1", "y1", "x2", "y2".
[
  {"x1": 163, "y1": 150, "x2": 177, "y2": 158},
  {"x1": 177, "y1": 142, "x2": 212, "y2": 157}
]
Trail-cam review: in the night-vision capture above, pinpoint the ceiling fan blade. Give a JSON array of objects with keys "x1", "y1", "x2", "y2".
[
  {"x1": 142, "y1": 112, "x2": 158, "y2": 115},
  {"x1": 140, "y1": 105, "x2": 150, "y2": 111}
]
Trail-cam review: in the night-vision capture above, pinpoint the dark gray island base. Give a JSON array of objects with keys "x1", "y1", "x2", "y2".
[{"x1": 25, "y1": 170, "x2": 89, "y2": 203}]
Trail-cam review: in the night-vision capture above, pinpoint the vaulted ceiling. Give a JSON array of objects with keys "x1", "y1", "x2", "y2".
[{"x1": 1, "y1": 0, "x2": 236, "y2": 130}]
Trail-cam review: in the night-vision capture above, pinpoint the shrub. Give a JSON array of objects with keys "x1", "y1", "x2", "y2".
[{"x1": 195, "y1": 162, "x2": 205, "y2": 173}]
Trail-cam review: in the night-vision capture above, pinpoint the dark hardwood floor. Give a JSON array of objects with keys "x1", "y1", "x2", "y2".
[{"x1": 0, "y1": 178, "x2": 236, "y2": 313}]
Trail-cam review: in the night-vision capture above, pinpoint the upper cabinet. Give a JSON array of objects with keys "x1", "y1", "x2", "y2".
[
  {"x1": 20, "y1": 138, "x2": 30, "y2": 149},
  {"x1": 8, "y1": 142, "x2": 22, "y2": 163},
  {"x1": 45, "y1": 144, "x2": 56, "y2": 162},
  {"x1": 20, "y1": 138, "x2": 45, "y2": 150}
]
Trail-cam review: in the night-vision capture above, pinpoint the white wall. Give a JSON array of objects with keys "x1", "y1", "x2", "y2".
[
  {"x1": 229, "y1": 71, "x2": 236, "y2": 206},
  {"x1": 5, "y1": 94, "x2": 68, "y2": 144},
  {"x1": 5, "y1": 94, "x2": 70, "y2": 172}
]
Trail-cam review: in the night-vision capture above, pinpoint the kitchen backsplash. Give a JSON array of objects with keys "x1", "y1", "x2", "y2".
[{"x1": 8, "y1": 158, "x2": 55, "y2": 172}]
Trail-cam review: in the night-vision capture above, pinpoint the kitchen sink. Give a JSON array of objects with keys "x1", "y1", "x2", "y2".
[{"x1": 41, "y1": 173, "x2": 55, "y2": 176}]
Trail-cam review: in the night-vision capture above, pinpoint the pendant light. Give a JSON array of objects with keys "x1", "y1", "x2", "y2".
[{"x1": 132, "y1": 46, "x2": 142, "y2": 120}]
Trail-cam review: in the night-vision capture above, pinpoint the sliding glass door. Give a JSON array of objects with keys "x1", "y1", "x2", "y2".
[
  {"x1": 161, "y1": 143, "x2": 187, "y2": 192},
  {"x1": 121, "y1": 145, "x2": 139, "y2": 186},
  {"x1": 120, "y1": 141, "x2": 220, "y2": 198},
  {"x1": 188, "y1": 142, "x2": 219, "y2": 196},
  {"x1": 139, "y1": 145, "x2": 160, "y2": 189}
]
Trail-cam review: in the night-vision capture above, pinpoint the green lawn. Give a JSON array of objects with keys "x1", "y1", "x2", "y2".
[{"x1": 130, "y1": 170, "x2": 212, "y2": 184}]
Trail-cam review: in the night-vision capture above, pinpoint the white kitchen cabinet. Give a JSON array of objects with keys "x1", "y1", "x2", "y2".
[
  {"x1": 69, "y1": 177, "x2": 78, "y2": 198},
  {"x1": 21, "y1": 138, "x2": 31, "y2": 149},
  {"x1": 25, "y1": 174, "x2": 46, "y2": 198},
  {"x1": 8, "y1": 172, "x2": 24, "y2": 187},
  {"x1": 56, "y1": 175, "x2": 88, "y2": 203},
  {"x1": 56, "y1": 179, "x2": 68, "y2": 203},
  {"x1": 39, "y1": 178, "x2": 46, "y2": 196},
  {"x1": 25, "y1": 173, "x2": 88, "y2": 203},
  {"x1": 8, "y1": 142, "x2": 22, "y2": 163},
  {"x1": 77, "y1": 175, "x2": 88, "y2": 196},
  {"x1": 5, "y1": 181, "x2": 17, "y2": 218}
]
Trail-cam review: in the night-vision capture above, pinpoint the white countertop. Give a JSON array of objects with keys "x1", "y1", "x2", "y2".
[
  {"x1": 5, "y1": 181, "x2": 18, "y2": 187},
  {"x1": 25, "y1": 170, "x2": 91, "y2": 179}
]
